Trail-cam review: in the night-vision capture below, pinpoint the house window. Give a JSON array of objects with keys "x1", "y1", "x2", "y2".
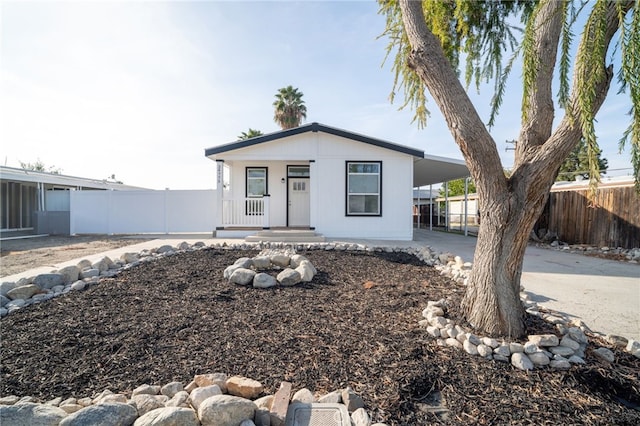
[
  {"x1": 246, "y1": 167, "x2": 267, "y2": 197},
  {"x1": 246, "y1": 167, "x2": 267, "y2": 215},
  {"x1": 346, "y1": 161, "x2": 381, "y2": 216}
]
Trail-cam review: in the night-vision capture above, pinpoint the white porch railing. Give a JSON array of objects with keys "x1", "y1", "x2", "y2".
[{"x1": 221, "y1": 196, "x2": 270, "y2": 228}]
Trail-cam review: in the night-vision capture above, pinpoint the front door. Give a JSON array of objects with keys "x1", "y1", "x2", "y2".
[{"x1": 288, "y1": 177, "x2": 310, "y2": 227}]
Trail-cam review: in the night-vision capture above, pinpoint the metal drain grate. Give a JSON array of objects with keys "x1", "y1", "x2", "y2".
[{"x1": 285, "y1": 403, "x2": 351, "y2": 426}]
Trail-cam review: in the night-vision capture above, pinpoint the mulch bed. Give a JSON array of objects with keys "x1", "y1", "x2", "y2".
[{"x1": 1, "y1": 249, "x2": 639, "y2": 424}]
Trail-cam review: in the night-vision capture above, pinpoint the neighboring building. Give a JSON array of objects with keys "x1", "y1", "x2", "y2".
[
  {"x1": 0, "y1": 166, "x2": 146, "y2": 235},
  {"x1": 205, "y1": 122, "x2": 469, "y2": 240}
]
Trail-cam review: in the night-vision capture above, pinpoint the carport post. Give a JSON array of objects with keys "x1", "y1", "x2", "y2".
[
  {"x1": 429, "y1": 184, "x2": 433, "y2": 231},
  {"x1": 464, "y1": 177, "x2": 469, "y2": 236}
]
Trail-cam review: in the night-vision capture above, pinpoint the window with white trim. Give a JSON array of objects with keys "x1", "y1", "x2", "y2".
[
  {"x1": 346, "y1": 161, "x2": 381, "y2": 216},
  {"x1": 246, "y1": 167, "x2": 267, "y2": 215},
  {"x1": 246, "y1": 167, "x2": 267, "y2": 197}
]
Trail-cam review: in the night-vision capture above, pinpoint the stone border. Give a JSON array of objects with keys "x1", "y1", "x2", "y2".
[
  {"x1": 0, "y1": 373, "x2": 386, "y2": 426},
  {"x1": 224, "y1": 249, "x2": 318, "y2": 288},
  {"x1": 431, "y1": 254, "x2": 640, "y2": 367}
]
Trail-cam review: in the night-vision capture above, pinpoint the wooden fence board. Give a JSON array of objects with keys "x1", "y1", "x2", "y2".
[{"x1": 536, "y1": 186, "x2": 640, "y2": 249}]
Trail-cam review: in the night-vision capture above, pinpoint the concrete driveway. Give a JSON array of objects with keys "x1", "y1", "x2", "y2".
[{"x1": 411, "y1": 229, "x2": 640, "y2": 341}]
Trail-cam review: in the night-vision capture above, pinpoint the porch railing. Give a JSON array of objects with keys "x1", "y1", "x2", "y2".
[{"x1": 221, "y1": 196, "x2": 270, "y2": 228}]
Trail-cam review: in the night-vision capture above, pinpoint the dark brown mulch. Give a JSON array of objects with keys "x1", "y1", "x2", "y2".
[{"x1": 1, "y1": 249, "x2": 638, "y2": 425}]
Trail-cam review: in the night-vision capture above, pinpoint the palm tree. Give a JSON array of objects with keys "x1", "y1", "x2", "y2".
[
  {"x1": 238, "y1": 128, "x2": 263, "y2": 140},
  {"x1": 273, "y1": 86, "x2": 307, "y2": 129}
]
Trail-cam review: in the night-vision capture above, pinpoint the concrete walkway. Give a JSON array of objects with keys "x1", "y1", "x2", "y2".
[{"x1": 3, "y1": 230, "x2": 638, "y2": 340}]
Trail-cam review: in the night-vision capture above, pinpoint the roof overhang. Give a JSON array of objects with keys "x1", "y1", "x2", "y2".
[
  {"x1": 413, "y1": 154, "x2": 469, "y2": 187},
  {"x1": 0, "y1": 166, "x2": 148, "y2": 190},
  {"x1": 205, "y1": 122, "x2": 469, "y2": 187},
  {"x1": 205, "y1": 122, "x2": 424, "y2": 158}
]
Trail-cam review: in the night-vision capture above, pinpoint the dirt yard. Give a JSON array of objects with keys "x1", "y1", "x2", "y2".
[{"x1": 0, "y1": 235, "x2": 152, "y2": 277}]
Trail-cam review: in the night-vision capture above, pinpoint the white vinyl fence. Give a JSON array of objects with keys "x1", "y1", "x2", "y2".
[{"x1": 70, "y1": 190, "x2": 216, "y2": 234}]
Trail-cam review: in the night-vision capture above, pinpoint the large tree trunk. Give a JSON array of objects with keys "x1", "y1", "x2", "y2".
[
  {"x1": 461, "y1": 180, "x2": 553, "y2": 338},
  {"x1": 397, "y1": 0, "x2": 621, "y2": 338}
]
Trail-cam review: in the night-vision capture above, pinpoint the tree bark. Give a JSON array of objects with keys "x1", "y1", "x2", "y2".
[{"x1": 398, "y1": 0, "x2": 623, "y2": 338}]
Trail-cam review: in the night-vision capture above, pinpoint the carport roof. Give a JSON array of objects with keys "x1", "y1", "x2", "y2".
[{"x1": 205, "y1": 122, "x2": 469, "y2": 186}]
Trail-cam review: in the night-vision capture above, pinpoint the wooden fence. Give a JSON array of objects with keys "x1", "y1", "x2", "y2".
[{"x1": 535, "y1": 185, "x2": 640, "y2": 249}]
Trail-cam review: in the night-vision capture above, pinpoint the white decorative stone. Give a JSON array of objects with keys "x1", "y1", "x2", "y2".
[
  {"x1": 295, "y1": 261, "x2": 315, "y2": 282},
  {"x1": 253, "y1": 273, "x2": 277, "y2": 289},
  {"x1": 229, "y1": 268, "x2": 257, "y2": 286},
  {"x1": 133, "y1": 406, "x2": 199, "y2": 426},
  {"x1": 226, "y1": 376, "x2": 263, "y2": 400},
  {"x1": 270, "y1": 255, "x2": 291, "y2": 268},
  {"x1": 351, "y1": 407, "x2": 371, "y2": 426},
  {"x1": 477, "y1": 344, "x2": 493, "y2": 358},
  {"x1": 160, "y1": 382, "x2": 183, "y2": 398},
  {"x1": 509, "y1": 342, "x2": 524, "y2": 353},
  {"x1": 70, "y1": 281, "x2": 86, "y2": 291},
  {"x1": 445, "y1": 338, "x2": 463, "y2": 349},
  {"x1": 194, "y1": 373, "x2": 228, "y2": 392},
  {"x1": 276, "y1": 269, "x2": 301, "y2": 287},
  {"x1": 463, "y1": 340, "x2": 478, "y2": 355},
  {"x1": 0, "y1": 402, "x2": 67, "y2": 425},
  {"x1": 131, "y1": 394, "x2": 165, "y2": 416},
  {"x1": 189, "y1": 385, "x2": 222, "y2": 411},
  {"x1": 165, "y1": 391, "x2": 189, "y2": 407},
  {"x1": 234, "y1": 257, "x2": 254, "y2": 269},
  {"x1": 291, "y1": 388, "x2": 314, "y2": 404},
  {"x1": 59, "y1": 402, "x2": 137, "y2": 426},
  {"x1": 6, "y1": 285, "x2": 41, "y2": 301},
  {"x1": 132, "y1": 385, "x2": 161, "y2": 397},
  {"x1": 511, "y1": 353, "x2": 534, "y2": 371},
  {"x1": 197, "y1": 395, "x2": 257, "y2": 426},
  {"x1": 528, "y1": 334, "x2": 559, "y2": 347},
  {"x1": 524, "y1": 342, "x2": 539, "y2": 354},
  {"x1": 426, "y1": 326, "x2": 440, "y2": 338},
  {"x1": 528, "y1": 352, "x2": 550, "y2": 366}
]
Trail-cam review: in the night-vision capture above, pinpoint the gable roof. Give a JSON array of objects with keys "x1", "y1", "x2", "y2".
[{"x1": 204, "y1": 122, "x2": 425, "y2": 158}]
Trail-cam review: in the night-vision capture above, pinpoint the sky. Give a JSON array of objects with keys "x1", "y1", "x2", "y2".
[{"x1": 0, "y1": 0, "x2": 634, "y2": 190}]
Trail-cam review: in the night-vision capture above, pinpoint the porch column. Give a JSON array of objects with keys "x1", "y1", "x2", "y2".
[
  {"x1": 216, "y1": 160, "x2": 224, "y2": 230},
  {"x1": 308, "y1": 160, "x2": 316, "y2": 230},
  {"x1": 262, "y1": 194, "x2": 270, "y2": 229}
]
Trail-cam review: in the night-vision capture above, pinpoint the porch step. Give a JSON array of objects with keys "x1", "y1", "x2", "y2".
[{"x1": 245, "y1": 230, "x2": 325, "y2": 243}]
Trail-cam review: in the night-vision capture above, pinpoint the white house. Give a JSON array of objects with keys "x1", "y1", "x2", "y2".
[{"x1": 205, "y1": 123, "x2": 468, "y2": 240}]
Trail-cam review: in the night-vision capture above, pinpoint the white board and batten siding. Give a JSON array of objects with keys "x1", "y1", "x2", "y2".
[
  {"x1": 221, "y1": 132, "x2": 415, "y2": 240},
  {"x1": 70, "y1": 189, "x2": 216, "y2": 234}
]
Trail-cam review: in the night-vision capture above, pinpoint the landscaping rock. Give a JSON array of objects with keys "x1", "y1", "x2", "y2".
[
  {"x1": 6, "y1": 285, "x2": 41, "y2": 301},
  {"x1": 133, "y1": 407, "x2": 199, "y2": 426},
  {"x1": 59, "y1": 402, "x2": 137, "y2": 426},
  {"x1": 253, "y1": 273, "x2": 277, "y2": 289},
  {"x1": 189, "y1": 385, "x2": 222, "y2": 411},
  {"x1": 593, "y1": 347, "x2": 615, "y2": 363},
  {"x1": 226, "y1": 376, "x2": 263, "y2": 400},
  {"x1": 197, "y1": 395, "x2": 257, "y2": 426},
  {"x1": 33, "y1": 273, "x2": 64, "y2": 290},
  {"x1": 0, "y1": 402, "x2": 67, "y2": 426},
  {"x1": 276, "y1": 268, "x2": 301, "y2": 287},
  {"x1": 511, "y1": 353, "x2": 533, "y2": 371},
  {"x1": 229, "y1": 268, "x2": 256, "y2": 286}
]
